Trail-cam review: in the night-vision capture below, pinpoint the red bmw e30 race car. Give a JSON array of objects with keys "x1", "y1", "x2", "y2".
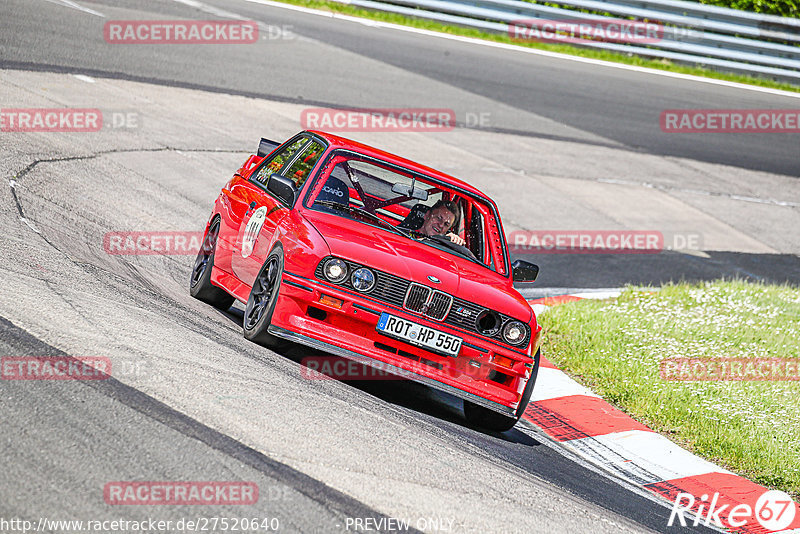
[{"x1": 190, "y1": 130, "x2": 542, "y2": 431}]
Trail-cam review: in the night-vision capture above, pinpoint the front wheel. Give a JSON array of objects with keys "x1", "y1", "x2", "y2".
[
  {"x1": 190, "y1": 219, "x2": 235, "y2": 311},
  {"x1": 464, "y1": 348, "x2": 541, "y2": 432},
  {"x1": 463, "y1": 401, "x2": 519, "y2": 432},
  {"x1": 242, "y1": 247, "x2": 287, "y2": 349}
]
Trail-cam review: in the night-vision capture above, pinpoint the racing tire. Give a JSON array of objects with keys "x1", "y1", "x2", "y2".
[
  {"x1": 464, "y1": 348, "x2": 541, "y2": 432},
  {"x1": 190, "y1": 218, "x2": 235, "y2": 311},
  {"x1": 242, "y1": 246, "x2": 287, "y2": 349},
  {"x1": 463, "y1": 401, "x2": 519, "y2": 432},
  {"x1": 515, "y1": 347, "x2": 541, "y2": 418}
]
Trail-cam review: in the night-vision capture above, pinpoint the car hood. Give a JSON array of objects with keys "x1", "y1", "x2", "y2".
[{"x1": 303, "y1": 210, "x2": 532, "y2": 322}]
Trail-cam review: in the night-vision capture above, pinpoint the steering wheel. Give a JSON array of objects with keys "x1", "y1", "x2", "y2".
[{"x1": 426, "y1": 234, "x2": 477, "y2": 261}]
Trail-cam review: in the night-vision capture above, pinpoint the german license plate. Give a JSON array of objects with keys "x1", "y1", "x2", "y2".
[{"x1": 376, "y1": 313, "x2": 462, "y2": 357}]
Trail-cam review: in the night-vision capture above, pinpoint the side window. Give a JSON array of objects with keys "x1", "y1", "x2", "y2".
[
  {"x1": 252, "y1": 138, "x2": 307, "y2": 186},
  {"x1": 284, "y1": 141, "x2": 324, "y2": 189},
  {"x1": 467, "y1": 207, "x2": 484, "y2": 262}
]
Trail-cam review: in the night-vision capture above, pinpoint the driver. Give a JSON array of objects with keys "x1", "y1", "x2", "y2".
[{"x1": 414, "y1": 200, "x2": 465, "y2": 246}]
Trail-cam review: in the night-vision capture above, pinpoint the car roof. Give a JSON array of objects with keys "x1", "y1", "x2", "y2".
[{"x1": 306, "y1": 130, "x2": 492, "y2": 202}]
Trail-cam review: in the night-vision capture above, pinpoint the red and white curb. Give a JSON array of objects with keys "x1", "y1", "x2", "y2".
[{"x1": 525, "y1": 291, "x2": 800, "y2": 534}]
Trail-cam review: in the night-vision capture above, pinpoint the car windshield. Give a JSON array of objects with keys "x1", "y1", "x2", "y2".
[{"x1": 305, "y1": 151, "x2": 507, "y2": 274}]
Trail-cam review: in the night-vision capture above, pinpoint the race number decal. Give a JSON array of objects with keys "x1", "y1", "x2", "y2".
[{"x1": 241, "y1": 206, "x2": 268, "y2": 258}]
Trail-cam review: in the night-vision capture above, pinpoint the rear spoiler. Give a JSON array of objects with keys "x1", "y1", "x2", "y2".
[{"x1": 257, "y1": 137, "x2": 281, "y2": 158}]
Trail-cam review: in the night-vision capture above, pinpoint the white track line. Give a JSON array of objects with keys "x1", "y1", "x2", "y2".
[
  {"x1": 241, "y1": 0, "x2": 800, "y2": 99},
  {"x1": 173, "y1": 0, "x2": 249, "y2": 20},
  {"x1": 41, "y1": 0, "x2": 104, "y2": 17},
  {"x1": 73, "y1": 74, "x2": 95, "y2": 83}
]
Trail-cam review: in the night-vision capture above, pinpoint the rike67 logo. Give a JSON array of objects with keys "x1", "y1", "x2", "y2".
[{"x1": 668, "y1": 490, "x2": 797, "y2": 531}]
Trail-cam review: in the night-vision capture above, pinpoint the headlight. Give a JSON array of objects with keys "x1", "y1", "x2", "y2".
[
  {"x1": 502, "y1": 320, "x2": 528, "y2": 346},
  {"x1": 351, "y1": 267, "x2": 375, "y2": 292},
  {"x1": 323, "y1": 258, "x2": 348, "y2": 283}
]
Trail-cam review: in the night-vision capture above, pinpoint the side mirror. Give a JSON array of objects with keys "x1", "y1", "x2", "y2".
[
  {"x1": 511, "y1": 259, "x2": 539, "y2": 283},
  {"x1": 391, "y1": 182, "x2": 428, "y2": 201},
  {"x1": 267, "y1": 173, "x2": 296, "y2": 207}
]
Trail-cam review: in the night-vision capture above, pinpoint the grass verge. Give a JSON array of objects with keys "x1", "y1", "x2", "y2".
[
  {"x1": 538, "y1": 280, "x2": 800, "y2": 498},
  {"x1": 274, "y1": 0, "x2": 800, "y2": 93}
]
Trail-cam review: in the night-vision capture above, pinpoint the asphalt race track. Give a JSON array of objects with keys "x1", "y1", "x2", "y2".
[{"x1": 1, "y1": 0, "x2": 798, "y2": 532}]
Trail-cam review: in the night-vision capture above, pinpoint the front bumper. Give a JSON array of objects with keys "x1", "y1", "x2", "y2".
[{"x1": 270, "y1": 270, "x2": 534, "y2": 415}]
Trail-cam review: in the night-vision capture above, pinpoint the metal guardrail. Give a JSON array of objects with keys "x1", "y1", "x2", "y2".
[{"x1": 336, "y1": 0, "x2": 800, "y2": 82}]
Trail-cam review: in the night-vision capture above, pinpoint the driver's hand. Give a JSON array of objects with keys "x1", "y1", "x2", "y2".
[{"x1": 446, "y1": 232, "x2": 465, "y2": 246}]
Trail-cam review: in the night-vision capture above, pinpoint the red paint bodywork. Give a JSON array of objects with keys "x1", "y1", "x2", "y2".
[{"x1": 202, "y1": 131, "x2": 541, "y2": 415}]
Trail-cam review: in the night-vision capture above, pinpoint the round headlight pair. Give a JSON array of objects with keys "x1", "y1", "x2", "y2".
[
  {"x1": 502, "y1": 320, "x2": 528, "y2": 346},
  {"x1": 323, "y1": 258, "x2": 348, "y2": 283},
  {"x1": 350, "y1": 267, "x2": 375, "y2": 292},
  {"x1": 322, "y1": 258, "x2": 375, "y2": 292}
]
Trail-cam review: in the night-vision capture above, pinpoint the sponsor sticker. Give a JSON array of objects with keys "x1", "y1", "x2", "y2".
[{"x1": 241, "y1": 207, "x2": 268, "y2": 258}]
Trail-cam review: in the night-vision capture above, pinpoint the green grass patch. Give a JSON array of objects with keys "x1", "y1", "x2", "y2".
[
  {"x1": 537, "y1": 0, "x2": 798, "y2": 21},
  {"x1": 275, "y1": 0, "x2": 800, "y2": 93},
  {"x1": 693, "y1": 0, "x2": 799, "y2": 18},
  {"x1": 539, "y1": 280, "x2": 800, "y2": 498}
]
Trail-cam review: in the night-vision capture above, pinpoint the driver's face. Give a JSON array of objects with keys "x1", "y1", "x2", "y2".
[{"x1": 420, "y1": 206, "x2": 455, "y2": 236}]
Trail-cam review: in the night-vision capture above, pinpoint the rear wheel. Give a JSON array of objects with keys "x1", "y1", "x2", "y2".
[
  {"x1": 464, "y1": 348, "x2": 541, "y2": 432},
  {"x1": 242, "y1": 247, "x2": 287, "y2": 349},
  {"x1": 190, "y1": 219, "x2": 234, "y2": 310}
]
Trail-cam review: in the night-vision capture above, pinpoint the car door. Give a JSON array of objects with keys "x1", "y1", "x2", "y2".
[{"x1": 231, "y1": 136, "x2": 326, "y2": 286}]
